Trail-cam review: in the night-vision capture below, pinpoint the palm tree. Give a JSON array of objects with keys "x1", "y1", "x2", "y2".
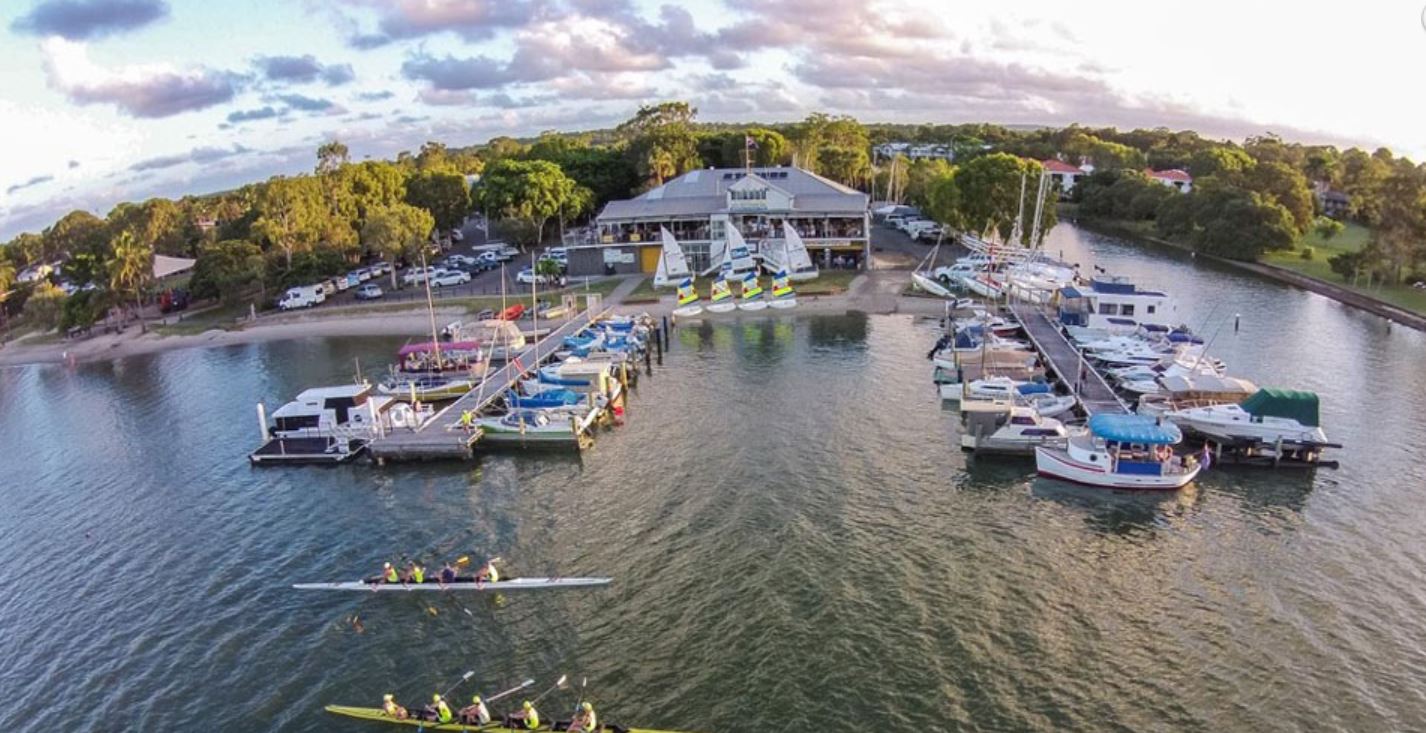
[
  {"x1": 0, "y1": 258, "x2": 15, "y2": 336},
  {"x1": 108, "y1": 231, "x2": 153, "y2": 333}
]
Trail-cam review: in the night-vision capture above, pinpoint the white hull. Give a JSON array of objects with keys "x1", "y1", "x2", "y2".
[
  {"x1": 769, "y1": 298, "x2": 797, "y2": 309},
  {"x1": 706, "y1": 301, "x2": 736, "y2": 313},
  {"x1": 1169, "y1": 415, "x2": 1327, "y2": 444},
  {"x1": 293, "y1": 577, "x2": 612, "y2": 592},
  {"x1": 737, "y1": 300, "x2": 768, "y2": 311},
  {"x1": 1035, "y1": 447, "x2": 1199, "y2": 490},
  {"x1": 911, "y1": 271, "x2": 955, "y2": 298},
  {"x1": 672, "y1": 305, "x2": 704, "y2": 317}
]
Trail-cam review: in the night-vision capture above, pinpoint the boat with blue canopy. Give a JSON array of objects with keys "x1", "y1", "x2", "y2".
[{"x1": 1035, "y1": 413, "x2": 1202, "y2": 490}]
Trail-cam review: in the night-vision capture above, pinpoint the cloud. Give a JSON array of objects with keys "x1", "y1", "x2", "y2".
[
  {"x1": 394, "y1": 114, "x2": 430, "y2": 124},
  {"x1": 11, "y1": 0, "x2": 168, "y2": 40},
  {"x1": 226, "y1": 106, "x2": 280, "y2": 123},
  {"x1": 252, "y1": 55, "x2": 355, "y2": 86},
  {"x1": 41, "y1": 38, "x2": 243, "y2": 118},
  {"x1": 6, "y1": 175, "x2": 55, "y2": 196},
  {"x1": 68, "y1": 160, "x2": 80, "y2": 169},
  {"x1": 129, "y1": 143, "x2": 251, "y2": 171},
  {"x1": 273, "y1": 93, "x2": 342, "y2": 113},
  {"x1": 402, "y1": 53, "x2": 515, "y2": 90},
  {"x1": 356, "y1": 90, "x2": 395, "y2": 101},
  {"x1": 343, "y1": 0, "x2": 540, "y2": 47}
]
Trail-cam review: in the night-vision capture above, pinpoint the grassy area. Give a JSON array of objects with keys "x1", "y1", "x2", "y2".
[
  {"x1": 1262, "y1": 223, "x2": 1426, "y2": 315},
  {"x1": 626, "y1": 270, "x2": 858, "y2": 301},
  {"x1": 153, "y1": 303, "x2": 252, "y2": 336}
]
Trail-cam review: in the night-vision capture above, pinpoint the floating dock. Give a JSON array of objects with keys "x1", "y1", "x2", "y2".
[
  {"x1": 367, "y1": 307, "x2": 612, "y2": 463},
  {"x1": 1009, "y1": 302, "x2": 1129, "y2": 416}
]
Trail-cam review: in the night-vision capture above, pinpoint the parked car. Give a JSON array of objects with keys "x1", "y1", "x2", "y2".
[
  {"x1": 350, "y1": 268, "x2": 373, "y2": 283},
  {"x1": 446, "y1": 253, "x2": 477, "y2": 267},
  {"x1": 402, "y1": 266, "x2": 440, "y2": 285},
  {"x1": 158, "y1": 288, "x2": 190, "y2": 313},
  {"x1": 450, "y1": 228, "x2": 464, "y2": 242},
  {"x1": 516, "y1": 267, "x2": 554, "y2": 285},
  {"x1": 278, "y1": 284, "x2": 326, "y2": 310},
  {"x1": 354, "y1": 283, "x2": 384, "y2": 300},
  {"x1": 430, "y1": 270, "x2": 472, "y2": 287},
  {"x1": 496, "y1": 245, "x2": 521, "y2": 260},
  {"x1": 369, "y1": 261, "x2": 391, "y2": 276}
]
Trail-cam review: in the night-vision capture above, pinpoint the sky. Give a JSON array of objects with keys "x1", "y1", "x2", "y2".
[{"x1": 1, "y1": 0, "x2": 1423, "y2": 239}]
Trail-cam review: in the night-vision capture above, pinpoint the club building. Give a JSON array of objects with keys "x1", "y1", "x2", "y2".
[{"x1": 570, "y1": 166, "x2": 870, "y2": 277}]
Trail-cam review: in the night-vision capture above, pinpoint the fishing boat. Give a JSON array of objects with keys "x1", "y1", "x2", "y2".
[
  {"x1": 769, "y1": 268, "x2": 796, "y2": 309},
  {"x1": 1167, "y1": 388, "x2": 1330, "y2": 445},
  {"x1": 961, "y1": 402, "x2": 1069, "y2": 454},
  {"x1": 294, "y1": 576, "x2": 612, "y2": 591},
  {"x1": 736, "y1": 271, "x2": 767, "y2": 311},
  {"x1": 706, "y1": 275, "x2": 736, "y2": 313},
  {"x1": 1035, "y1": 414, "x2": 1201, "y2": 490},
  {"x1": 672, "y1": 277, "x2": 703, "y2": 317},
  {"x1": 652, "y1": 226, "x2": 692, "y2": 288},
  {"x1": 324, "y1": 705, "x2": 692, "y2": 732}
]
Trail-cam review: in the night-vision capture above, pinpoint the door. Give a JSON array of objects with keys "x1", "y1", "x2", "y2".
[{"x1": 640, "y1": 245, "x2": 661, "y2": 273}]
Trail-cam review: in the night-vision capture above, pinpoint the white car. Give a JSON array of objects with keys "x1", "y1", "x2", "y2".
[
  {"x1": 516, "y1": 268, "x2": 554, "y2": 285},
  {"x1": 430, "y1": 270, "x2": 471, "y2": 287},
  {"x1": 402, "y1": 266, "x2": 439, "y2": 285}
]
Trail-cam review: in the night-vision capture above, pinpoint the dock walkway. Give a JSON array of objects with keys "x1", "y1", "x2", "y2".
[
  {"x1": 1009, "y1": 302, "x2": 1128, "y2": 416},
  {"x1": 368, "y1": 307, "x2": 610, "y2": 462}
]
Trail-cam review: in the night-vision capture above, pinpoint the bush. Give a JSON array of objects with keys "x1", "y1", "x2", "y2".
[
  {"x1": 23, "y1": 282, "x2": 67, "y2": 330},
  {"x1": 1313, "y1": 216, "x2": 1344, "y2": 240},
  {"x1": 60, "y1": 290, "x2": 103, "y2": 330},
  {"x1": 1299, "y1": 246, "x2": 1314, "y2": 261}
]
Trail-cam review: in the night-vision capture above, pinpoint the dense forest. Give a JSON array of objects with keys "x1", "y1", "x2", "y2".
[{"x1": 3, "y1": 102, "x2": 1422, "y2": 333}]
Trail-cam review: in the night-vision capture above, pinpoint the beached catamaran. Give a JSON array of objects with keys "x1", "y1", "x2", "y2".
[
  {"x1": 770, "y1": 268, "x2": 796, "y2": 309},
  {"x1": 672, "y1": 277, "x2": 703, "y2": 317},
  {"x1": 736, "y1": 271, "x2": 766, "y2": 311},
  {"x1": 706, "y1": 276, "x2": 735, "y2": 313}
]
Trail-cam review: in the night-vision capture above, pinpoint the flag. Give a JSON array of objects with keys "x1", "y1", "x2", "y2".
[{"x1": 745, "y1": 134, "x2": 759, "y2": 150}]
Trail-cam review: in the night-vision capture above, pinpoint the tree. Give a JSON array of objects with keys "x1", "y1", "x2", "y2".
[
  {"x1": 0, "y1": 258, "x2": 14, "y2": 331},
  {"x1": 1369, "y1": 161, "x2": 1426, "y2": 282},
  {"x1": 720, "y1": 128, "x2": 790, "y2": 168},
  {"x1": 316, "y1": 140, "x2": 350, "y2": 175},
  {"x1": 107, "y1": 230, "x2": 153, "y2": 331},
  {"x1": 792, "y1": 113, "x2": 870, "y2": 184},
  {"x1": 473, "y1": 159, "x2": 579, "y2": 248},
  {"x1": 23, "y1": 281, "x2": 66, "y2": 331},
  {"x1": 190, "y1": 239, "x2": 265, "y2": 304},
  {"x1": 416, "y1": 141, "x2": 454, "y2": 173},
  {"x1": 361, "y1": 204, "x2": 434, "y2": 289},
  {"x1": 1313, "y1": 216, "x2": 1345, "y2": 240},
  {"x1": 1246, "y1": 161, "x2": 1314, "y2": 234},
  {"x1": 524, "y1": 142, "x2": 638, "y2": 210},
  {"x1": 1192, "y1": 188, "x2": 1297, "y2": 260},
  {"x1": 108, "y1": 198, "x2": 187, "y2": 256},
  {"x1": 482, "y1": 136, "x2": 527, "y2": 163},
  {"x1": 342, "y1": 160, "x2": 408, "y2": 229},
  {"x1": 44, "y1": 210, "x2": 108, "y2": 262},
  {"x1": 924, "y1": 172, "x2": 962, "y2": 230},
  {"x1": 1338, "y1": 148, "x2": 1390, "y2": 223},
  {"x1": 904, "y1": 159, "x2": 954, "y2": 208},
  {"x1": 1190, "y1": 147, "x2": 1255, "y2": 181},
  {"x1": 618, "y1": 102, "x2": 701, "y2": 189},
  {"x1": 405, "y1": 171, "x2": 471, "y2": 233},
  {"x1": 948, "y1": 153, "x2": 1054, "y2": 243},
  {"x1": 253, "y1": 176, "x2": 325, "y2": 270}
]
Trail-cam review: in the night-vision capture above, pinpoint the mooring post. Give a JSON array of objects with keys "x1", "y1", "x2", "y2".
[
  {"x1": 655, "y1": 326, "x2": 663, "y2": 365},
  {"x1": 1234, "y1": 313, "x2": 1241, "y2": 333}
]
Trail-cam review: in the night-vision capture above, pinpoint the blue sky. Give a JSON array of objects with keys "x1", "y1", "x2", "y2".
[{"x1": 2, "y1": 0, "x2": 1422, "y2": 239}]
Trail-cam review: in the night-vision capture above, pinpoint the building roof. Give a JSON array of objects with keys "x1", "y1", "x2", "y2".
[
  {"x1": 1041, "y1": 159, "x2": 1082, "y2": 174},
  {"x1": 153, "y1": 254, "x2": 196, "y2": 279},
  {"x1": 597, "y1": 166, "x2": 867, "y2": 222},
  {"x1": 1145, "y1": 168, "x2": 1193, "y2": 182}
]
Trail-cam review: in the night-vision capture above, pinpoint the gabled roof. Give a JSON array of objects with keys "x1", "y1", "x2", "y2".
[
  {"x1": 1041, "y1": 159, "x2": 1082, "y2": 174},
  {"x1": 596, "y1": 166, "x2": 867, "y2": 222},
  {"x1": 1145, "y1": 168, "x2": 1193, "y2": 182}
]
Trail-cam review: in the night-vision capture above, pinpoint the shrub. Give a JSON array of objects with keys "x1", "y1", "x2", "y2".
[{"x1": 1299, "y1": 246, "x2": 1314, "y2": 261}]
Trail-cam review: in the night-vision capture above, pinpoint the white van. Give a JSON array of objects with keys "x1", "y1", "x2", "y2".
[{"x1": 278, "y1": 285, "x2": 326, "y2": 310}]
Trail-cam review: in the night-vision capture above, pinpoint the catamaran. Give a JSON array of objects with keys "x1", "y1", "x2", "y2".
[
  {"x1": 736, "y1": 271, "x2": 767, "y2": 311},
  {"x1": 708, "y1": 226, "x2": 757, "y2": 280},
  {"x1": 707, "y1": 275, "x2": 736, "y2": 313},
  {"x1": 769, "y1": 268, "x2": 796, "y2": 309},
  {"x1": 652, "y1": 226, "x2": 692, "y2": 288},
  {"x1": 672, "y1": 277, "x2": 703, "y2": 317}
]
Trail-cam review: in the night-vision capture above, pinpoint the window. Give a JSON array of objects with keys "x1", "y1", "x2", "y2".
[
  {"x1": 1120, "y1": 304, "x2": 1135, "y2": 317},
  {"x1": 1098, "y1": 303, "x2": 1119, "y2": 315},
  {"x1": 1010, "y1": 416, "x2": 1036, "y2": 425},
  {"x1": 1147, "y1": 305, "x2": 1156, "y2": 315}
]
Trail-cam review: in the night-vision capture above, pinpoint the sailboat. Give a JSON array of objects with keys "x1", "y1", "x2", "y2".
[
  {"x1": 672, "y1": 276, "x2": 704, "y2": 317},
  {"x1": 762, "y1": 222, "x2": 820, "y2": 281},
  {"x1": 707, "y1": 275, "x2": 736, "y2": 313},
  {"x1": 911, "y1": 238, "x2": 956, "y2": 298},
  {"x1": 737, "y1": 271, "x2": 767, "y2": 311},
  {"x1": 709, "y1": 226, "x2": 757, "y2": 279},
  {"x1": 769, "y1": 268, "x2": 796, "y2": 309},
  {"x1": 653, "y1": 226, "x2": 692, "y2": 288}
]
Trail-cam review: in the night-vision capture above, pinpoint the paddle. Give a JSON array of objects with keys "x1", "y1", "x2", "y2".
[
  {"x1": 484, "y1": 678, "x2": 535, "y2": 704},
  {"x1": 530, "y1": 674, "x2": 569, "y2": 703}
]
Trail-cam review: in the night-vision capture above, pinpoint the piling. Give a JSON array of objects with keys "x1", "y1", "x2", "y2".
[
  {"x1": 256, "y1": 403, "x2": 269, "y2": 442},
  {"x1": 1234, "y1": 313, "x2": 1241, "y2": 333},
  {"x1": 655, "y1": 326, "x2": 663, "y2": 365}
]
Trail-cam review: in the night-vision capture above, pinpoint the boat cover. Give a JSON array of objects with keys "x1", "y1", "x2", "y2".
[
  {"x1": 1240, "y1": 389, "x2": 1320, "y2": 426},
  {"x1": 1089, "y1": 414, "x2": 1182, "y2": 445}
]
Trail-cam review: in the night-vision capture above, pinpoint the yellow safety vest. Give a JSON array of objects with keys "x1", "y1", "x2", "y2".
[
  {"x1": 413, "y1": 566, "x2": 425, "y2": 584},
  {"x1": 383, "y1": 701, "x2": 399, "y2": 716},
  {"x1": 525, "y1": 707, "x2": 539, "y2": 729},
  {"x1": 585, "y1": 709, "x2": 597, "y2": 730},
  {"x1": 437, "y1": 700, "x2": 452, "y2": 723},
  {"x1": 385, "y1": 567, "x2": 399, "y2": 583},
  {"x1": 487, "y1": 565, "x2": 499, "y2": 583}
]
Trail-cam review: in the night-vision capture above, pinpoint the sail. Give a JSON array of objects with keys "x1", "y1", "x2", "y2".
[
  {"x1": 710, "y1": 276, "x2": 733, "y2": 302},
  {"x1": 740, "y1": 271, "x2": 763, "y2": 299},
  {"x1": 772, "y1": 270, "x2": 794, "y2": 299},
  {"x1": 781, "y1": 222, "x2": 816, "y2": 273},
  {"x1": 725, "y1": 227, "x2": 755, "y2": 274},
  {"x1": 654, "y1": 227, "x2": 691, "y2": 287},
  {"x1": 676, "y1": 277, "x2": 699, "y2": 306}
]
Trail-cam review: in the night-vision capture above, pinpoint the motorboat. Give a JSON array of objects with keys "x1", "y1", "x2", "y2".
[
  {"x1": 1035, "y1": 414, "x2": 1201, "y2": 490},
  {"x1": 1136, "y1": 374, "x2": 1258, "y2": 418},
  {"x1": 269, "y1": 383, "x2": 402, "y2": 438},
  {"x1": 961, "y1": 402, "x2": 1069, "y2": 454},
  {"x1": 1167, "y1": 388, "x2": 1329, "y2": 445},
  {"x1": 1020, "y1": 392, "x2": 1078, "y2": 419},
  {"x1": 395, "y1": 340, "x2": 484, "y2": 373},
  {"x1": 377, "y1": 373, "x2": 476, "y2": 401},
  {"x1": 455, "y1": 319, "x2": 527, "y2": 361},
  {"x1": 474, "y1": 409, "x2": 584, "y2": 446},
  {"x1": 964, "y1": 376, "x2": 1052, "y2": 402}
]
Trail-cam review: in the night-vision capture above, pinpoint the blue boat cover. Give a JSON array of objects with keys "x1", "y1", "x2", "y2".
[
  {"x1": 1015, "y1": 382, "x2": 1052, "y2": 395},
  {"x1": 1089, "y1": 414, "x2": 1182, "y2": 444},
  {"x1": 1060, "y1": 286, "x2": 1084, "y2": 299}
]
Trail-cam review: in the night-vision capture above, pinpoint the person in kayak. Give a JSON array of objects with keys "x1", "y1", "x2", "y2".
[
  {"x1": 566, "y1": 701, "x2": 597, "y2": 731},
  {"x1": 425, "y1": 693, "x2": 453, "y2": 724},
  {"x1": 382, "y1": 562, "x2": 399, "y2": 583},
  {"x1": 439, "y1": 561, "x2": 458, "y2": 586},
  {"x1": 504, "y1": 700, "x2": 540, "y2": 730},
  {"x1": 475, "y1": 558, "x2": 500, "y2": 584},
  {"x1": 381, "y1": 693, "x2": 408, "y2": 720},
  {"x1": 459, "y1": 693, "x2": 491, "y2": 725},
  {"x1": 407, "y1": 561, "x2": 425, "y2": 584}
]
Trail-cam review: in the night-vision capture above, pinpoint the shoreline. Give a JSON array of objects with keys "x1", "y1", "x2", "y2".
[
  {"x1": 0, "y1": 272, "x2": 947, "y2": 369},
  {"x1": 1073, "y1": 217, "x2": 1426, "y2": 333}
]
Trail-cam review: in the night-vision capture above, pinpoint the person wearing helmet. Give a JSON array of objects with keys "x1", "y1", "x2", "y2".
[
  {"x1": 425, "y1": 693, "x2": 453, "y2": 724},
  {"x1": 504, "y1": 700, "x2": 539, "y2": 730},
  {"x1": 459, "y1": 693, "x2": 491, "y2": 725},
  {"x1": 382, "y1": 562, "x2": 399, "y2": 583},
  {"x1": 570, "y1": 701, "x2": 597, "y2": 732},
  {"x1": 439, "y1": 561, "x2": 458, "y2": 586},
  {"x1": 381, "y1": 693, "x2": 408, "y2": 720}
]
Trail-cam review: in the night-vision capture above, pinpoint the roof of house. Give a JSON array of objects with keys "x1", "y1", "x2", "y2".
[
  {"x1": 1145, "y1": 168, "x2": 1193, "y2": 182},
  {"x1": 597, "y1": 166, "x2": 867, "y2": 222},
  {"x1": 153, "y1": 254, "x2": 196, "y2": 279},
  {"x1": 1041, "y1": 159, "x2": 1083, "y2": 174}
]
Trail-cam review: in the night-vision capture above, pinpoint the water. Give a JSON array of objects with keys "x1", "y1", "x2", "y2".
[{"x1": 3, "y1": 224, "x2": 1426, "y2": 732}]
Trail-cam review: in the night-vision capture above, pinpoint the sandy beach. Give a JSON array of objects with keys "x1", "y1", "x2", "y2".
[{"x1": 0, "y1": 272, "x2": 948, "y2": 369}]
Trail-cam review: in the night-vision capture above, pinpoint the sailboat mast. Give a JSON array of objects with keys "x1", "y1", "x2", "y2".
[
  {"x1": 1028, "y1": 169, "x2": 1048, "y2": 254},
  {"x1": 531, "y1": 251, "x2": 539, "y2": 364},
  {"x1": 421, "y1": 248, "x2": 442, "y2": 369},
  {"x1": 1008, "y1": 171, "x2": 1027, "y2": 246}
]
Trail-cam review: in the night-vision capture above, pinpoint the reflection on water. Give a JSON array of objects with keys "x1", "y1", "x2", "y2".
[{"x1": 3, "y1": 225, "x2": 1426, "y2": 732}]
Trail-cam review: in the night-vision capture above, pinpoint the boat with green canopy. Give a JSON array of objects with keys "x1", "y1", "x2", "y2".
[{"x1": 1167, "y1": 388, "x2": 1329, "y2": 445}]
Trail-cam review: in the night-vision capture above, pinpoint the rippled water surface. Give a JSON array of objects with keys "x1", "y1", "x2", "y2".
[{"x1": 3, "y1": 225, "x2": 1426, "y2": 732}]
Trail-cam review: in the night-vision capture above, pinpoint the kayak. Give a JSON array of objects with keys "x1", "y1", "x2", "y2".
[
  {"x1": 293, "y1": 577, "x2": 611, "y2": 592},
  {"x1": 325, "y1": 705, "x2": 692, "y2": 732}
]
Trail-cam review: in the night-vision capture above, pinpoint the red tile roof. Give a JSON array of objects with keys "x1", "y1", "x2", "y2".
[
  {"x1": 1145, "y1": 168, "x2": 1193, "y2": 182},
  {"x1": 1041, "y1": 159, "x2": 1082, "y2": 174}
]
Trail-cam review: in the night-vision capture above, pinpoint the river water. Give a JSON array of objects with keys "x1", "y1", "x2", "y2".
[{"x1": 3, "y1": 225, "x2": 1426, "y2": 732}]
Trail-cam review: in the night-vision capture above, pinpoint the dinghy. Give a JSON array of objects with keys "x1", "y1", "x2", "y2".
[
  {"x1": 737, "y1": 271, "x2": 767, "y2": 311},
  {"x1": 769, "y1": 268, "x2": 797, "y2": 309},
  {"x1": 707, "y1": 275, "x2": 736, "y2": 313},
  {"x1": 672, "y1": 277, "x2": 703, "y2": 317}
]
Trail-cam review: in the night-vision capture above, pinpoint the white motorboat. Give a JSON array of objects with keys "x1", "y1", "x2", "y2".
[
  {"x1": 965, "y1": 376, "x2": 1052, "y2": 402},
  {"x1": 377, "y1": 373, "x2": 476, "y2": 401},
  {"x1": 1136, "y1": 375, "x2": 1258, "y2": 418},
  {"x1": 961, "y1": 402, "x2": 1069, "y2": 454},
  {"x1": 1167, "y1": 389, "x2": 1329, "y2": 445},
  {"x1": 455, "y1": 319, "x2": 528, "y2": 361},
  {"x1": 1021, "y1": 392, "x2": 1078, "y2": 419},
  {"x1": 268, "y1": 383, "x2": 404, "y2": 437},
  {"x1": 1035, "y1": 414, "x2": 1201, "y2": 490},
  {"x1": 474, "y1": 409, "x2": 585, "y2": 446}
]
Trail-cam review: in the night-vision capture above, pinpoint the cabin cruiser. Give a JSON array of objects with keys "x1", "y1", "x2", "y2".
[
  {"x1": 1057, "y1": 275, "x2": 1177, "y2": 332},
  {"x1": 269, "y1": 383, "x2": 424, "y2": 437},
  {"x1": 961, "y1": 402, "x2": 1069, "y2": 454},
  {"x1": 455, "y1": 319, "x2": 527, "y2": 361},
  {"x1": 1167, "y1": 388, "x2": 1329, "y2": 445},
  {"x1": 1136, "y1": 375, "x2": 1258, "y2": 417},
  {"x1": 1036, "y1": 414, "x2": 1202, "y2": 490}
]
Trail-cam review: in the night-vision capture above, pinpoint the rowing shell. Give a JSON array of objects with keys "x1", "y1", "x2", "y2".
[
  {"x1": 293, "y1": 577, "x2": 611, "y2": 592},
  {"x1": 326, "y1": 705, "x2": 693, "y2": 732}
]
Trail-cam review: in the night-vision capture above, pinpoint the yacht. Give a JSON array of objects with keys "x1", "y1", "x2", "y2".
[
  {"x1": 1057, "y1": 275, "x2": 1177, "y2": 332},
  {"x1": 961, "y1": 402, "x2": 1069, "y2": 454},
  {"x1": 1167, "y1": 389, "x2": 1329, "y2": 445},
  {"x1": 269, "y1": 384, "x2": 404, "y2": 438}
]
